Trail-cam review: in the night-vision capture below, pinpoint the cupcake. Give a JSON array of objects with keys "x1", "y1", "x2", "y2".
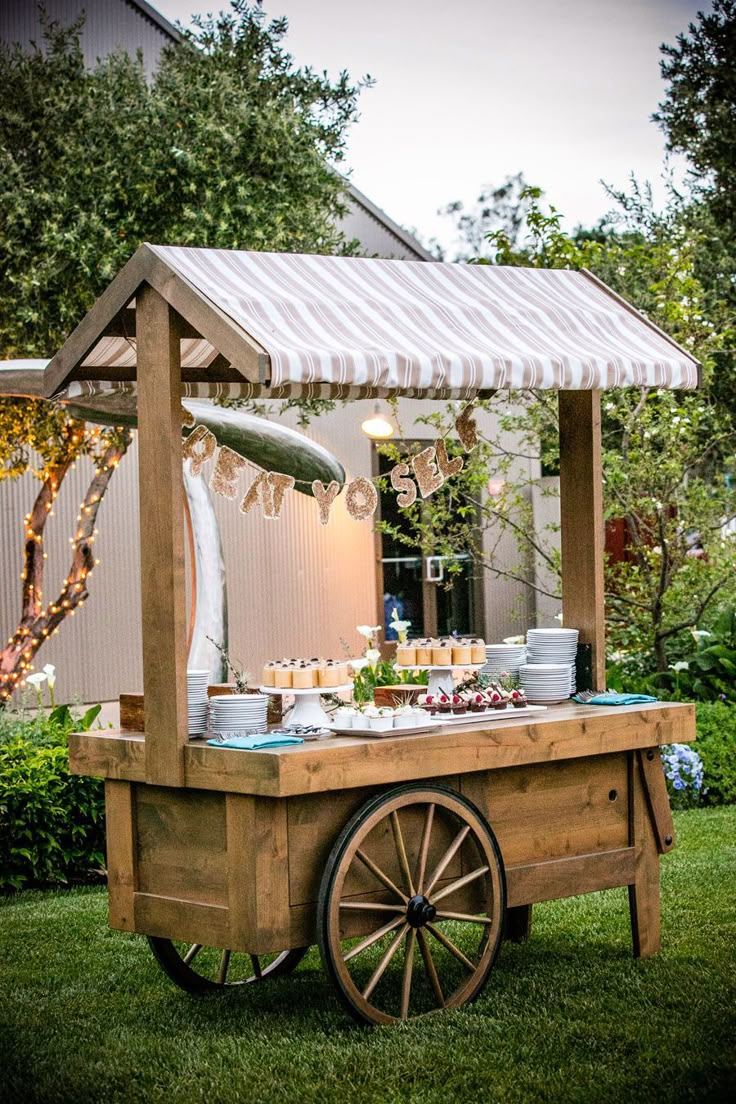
[
  {"x1": 436, "y1": 693, "x2": 453, "y2": 715},
  {"x1": 470, "y1": 639, "x2": 486, "y2": 665},
  {"x1": 489, "y1": 689, "x2": 505, "y2": 710},
  {"x1": 396, "y1": 644, "x2": 417, "y2": 666},
  {"x1": 510, "y1": 689, "x2": 528, "y2": 708},
  {"x1": 449, "y1": 693, "x2": 465, "y2": 714},
  {"x1": 469, "y1": 692, "x2": 486, "y2": 713},
  {"x1": 418, "y1": 693, "x2": 437, "y2": 715},
  {"x1": 452, "y1": 640, "x2": 473, "y2": 665}
]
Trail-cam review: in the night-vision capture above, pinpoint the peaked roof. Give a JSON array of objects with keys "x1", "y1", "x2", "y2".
[{"x1": 41, "y1": 244, "x2": 699, "y2": 401}]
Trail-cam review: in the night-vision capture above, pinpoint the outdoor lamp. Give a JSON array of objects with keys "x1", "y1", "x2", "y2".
[{"x1": 361, "y1": 402, "x2": 395, "y2": 439}]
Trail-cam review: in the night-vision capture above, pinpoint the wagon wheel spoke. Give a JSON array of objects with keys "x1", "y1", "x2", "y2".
[
  {"x1": 343, "y1": 915, "x2": 405, "y2": 962},
  {"x1": 426, "y1": 923, "x2": 477, "y2": 973},
  {"x1": 390, "y1": 810, "x2": 415, "y2": 896},
  {"x1": 216, "y1": 950, "x2": 231, "y2": 985},
  {"x1": 415, "y1": 803, "x2": 435, "y2": 894},
  {"x1": 431, "y1": 865, "x2": 490, "y2": 905},
  {"x1": 339, "y1": 901, "x2": 405, "y2": 913},
  {"x1": 249, "y1": 954, "x2": 262, "y2": 979},
  {"x1": 424, "y1": 825, "x2": 470, "y2": 897},
  {"x1": 356, "y1": 848, "x2": 409, "y2": 903},
  {"x1": 362, "y1": 924, "x2": 409, "y2": 1000},
  {"x1": 434, "y1": 910, "x2": 493, "y2": 925},
  {"x1": 400, "y1": 928, "x2": 417, "y2": 1020},
  {"x1": 417, "y1": 928, "x2": 444, "y2": 1008},
  {"x1": 183, "y1": 943, "x2": 203, "y2": 966}
]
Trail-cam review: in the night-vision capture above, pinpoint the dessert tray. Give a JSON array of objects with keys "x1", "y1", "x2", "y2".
[{"x1": 435, "y1": 703, "x2": 547, "y2": 724}]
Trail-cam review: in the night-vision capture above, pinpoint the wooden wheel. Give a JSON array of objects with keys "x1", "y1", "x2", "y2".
[
  {"x1": 317, "y1": 783, "x2": 505, "y2": 1025},
  {"x1": 148, "y1": 939, "x2": 308, "y2": 994}
]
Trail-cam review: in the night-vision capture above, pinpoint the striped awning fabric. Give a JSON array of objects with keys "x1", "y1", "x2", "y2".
[{"x1": 76, "y1": 246, "x2": 699, "y2": 395}]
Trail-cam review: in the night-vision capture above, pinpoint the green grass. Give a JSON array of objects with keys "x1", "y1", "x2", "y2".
[{"x1": 1, "y1": 807, "x2": 735, "y2": 1104}]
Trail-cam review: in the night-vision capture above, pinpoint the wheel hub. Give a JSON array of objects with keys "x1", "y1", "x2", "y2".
[{"x1": 406, "y1": 894, "x2": 437, "y2": 928}]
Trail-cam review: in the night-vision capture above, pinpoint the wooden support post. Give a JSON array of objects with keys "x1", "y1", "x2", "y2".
[
  {"x1": 558, "y1": 390, "x2": 606, "y2": 691},
  {"x1": 105, "y1": 780, "x2": 136, "y2": 931},
  {"x1": 504, "y1": 904, "x2": 533, "y2": 942},
  {"x1": 137, "y1": 285, "x2": 189, "y2": 786},
  {"x1": 628, "y1": 751, "x2": 661, "y2": 957}
]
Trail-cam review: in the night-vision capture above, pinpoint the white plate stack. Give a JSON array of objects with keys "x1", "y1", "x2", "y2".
[
  {"x1": 520, "y1": 663, "x2": 575, "y2": 703},
  {"x1": 482, "y1": 643, "x2": 527, "y2": 679},
  {"x1": 526, "y1": 628, "x2": 579, "y2": 664},
  {"x1": 187, "y1": 669, "x2": 209, "y2": 736},
  {"x1": 209, "y1": 693, "x2": 268, "y2": 737}
]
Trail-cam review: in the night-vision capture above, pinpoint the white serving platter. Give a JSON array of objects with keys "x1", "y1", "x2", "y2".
[
  {"x1": 435, "y1": 704, "x2": 547, "y2": 724},
  {"x1": 328, "y1": 721, "x2": 443, "y2": 739}
]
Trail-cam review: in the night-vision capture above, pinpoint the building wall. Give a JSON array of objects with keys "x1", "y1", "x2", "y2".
[
  {"x1": 0, "y1": 399, "x2": 539, "y2": 704},
  {"x1": 0, "y1": 0, "x2": 177, "y2": 77}
]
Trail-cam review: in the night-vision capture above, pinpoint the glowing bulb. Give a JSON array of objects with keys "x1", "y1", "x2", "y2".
[{"x1": 360, "y1": 403, "x2": 395, "y2": 440}]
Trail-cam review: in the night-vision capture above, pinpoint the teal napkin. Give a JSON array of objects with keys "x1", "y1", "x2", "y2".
[
  {"x1": 576, "y1": 692, "x2": 658, "y2": 706},
  {"x1": 207, "y1": 734, "x2": 304, "y2": 750}
]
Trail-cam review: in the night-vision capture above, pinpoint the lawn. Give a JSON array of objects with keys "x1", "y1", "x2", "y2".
[{"x1": 1, "y1": 807, "x2": 734, "y2": 1104}]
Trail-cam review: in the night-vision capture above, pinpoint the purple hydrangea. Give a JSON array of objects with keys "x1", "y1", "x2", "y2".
[{"x1": 661, "y1": 743, "x2": 705, "y2": 806}]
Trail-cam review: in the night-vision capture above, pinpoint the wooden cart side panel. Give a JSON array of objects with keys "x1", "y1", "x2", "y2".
[
  {"x1": 105, "y1": 780, "x2": 136, "y2": 932},
  {"x1": 226, "y1": 794, "x2": 291, "y2": 954},
  {"x1": 134, "y1": 786, "x2": 228, "y2": 905}
]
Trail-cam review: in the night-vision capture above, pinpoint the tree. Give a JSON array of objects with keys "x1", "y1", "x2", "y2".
[
  {"x1": 440, "y1": 173, "x2": 538, "y2": 261},
  {"x1": 0, "y1": 3, "x2": 365, "y2": 697},
  {"x1": 0, "y1": 401, "x2": 132, "y2": 701},
  {"x1": 0, "y1": 2, "x2": 366, "y2": 356},
  {"x1": 654, "y1": 0, "x2": 736, "y2": 236},
  {"x1": 387, "y1": 187, "x2": 736, "y2": 672}
]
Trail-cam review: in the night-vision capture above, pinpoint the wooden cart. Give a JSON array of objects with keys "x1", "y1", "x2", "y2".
[{"x1": 45, "y1": 245, "x2": 698, "y2": 1024}]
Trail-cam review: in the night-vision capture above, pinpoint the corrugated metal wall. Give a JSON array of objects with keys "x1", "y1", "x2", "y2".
[
  {"x1": 0, "y1": 0, "x2": 175, "y2": 77},
  {"x1": 0, "y1": 399, "x2": 543, "y2": 704}
]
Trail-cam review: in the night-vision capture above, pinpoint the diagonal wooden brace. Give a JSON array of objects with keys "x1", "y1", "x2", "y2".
[{"x1": 637, "y1": 748, "x2": 676, "y2": 854}]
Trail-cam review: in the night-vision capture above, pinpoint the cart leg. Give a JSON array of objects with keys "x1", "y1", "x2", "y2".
[
  {"x1": 628, "y1": 753, "x2": 661, "y2": 958},
  {"x1": 504, "y1": 904, "x2": 532, "y2": 942}
]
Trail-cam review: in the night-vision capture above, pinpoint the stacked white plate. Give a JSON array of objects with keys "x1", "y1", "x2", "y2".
[
  {"x1": 209, "y1": 693, "x2": 268, "y2": 737},
  {"x1": 519, "y1": 663, "x2": 574, "y2": 703},
  {"x1": 187, "y1": 669, "x2": 209, "y2": 735},
  {"x1": 526, "y1": 628, "x2": 579, "y2": 664},
  {"x1": 482, "y1": 643, "x2": 527, "y2": 679}
]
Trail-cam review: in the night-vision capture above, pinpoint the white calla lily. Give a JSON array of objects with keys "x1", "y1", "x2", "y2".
[
  {"x1": 365, "y1": 648, "x2": 381, "y2": 668},
  {"x1": 356, "y1": 625, "x2": 382, "y2": 639},
  {"x1": 43, "y1": 664, "x2": 56, "y2": 688}
]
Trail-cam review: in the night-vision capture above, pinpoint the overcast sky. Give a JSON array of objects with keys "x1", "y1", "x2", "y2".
[{"x1": 153, "y1": 0, "x2": 708, "y2": 253}]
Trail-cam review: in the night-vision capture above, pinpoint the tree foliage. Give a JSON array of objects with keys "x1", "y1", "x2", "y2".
[
  {"x1": 654, "y1": 0, "x2": 736, "y2": 235},
  {"x1": 0, "y1": 1, "x2": 366, "y2": 356}
]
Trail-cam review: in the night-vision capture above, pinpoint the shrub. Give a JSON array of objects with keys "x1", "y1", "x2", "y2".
[
  {"x1": 0, "y1": 704, "x2": 105, "y2": 890},
  {"x1": 693, "y1": 702, "x2": 736, "y2": 806}
]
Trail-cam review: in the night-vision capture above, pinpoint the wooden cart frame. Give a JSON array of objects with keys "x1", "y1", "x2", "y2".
[{"x1": 49, "y1": 248, "x2": 697, "y2": 1024}]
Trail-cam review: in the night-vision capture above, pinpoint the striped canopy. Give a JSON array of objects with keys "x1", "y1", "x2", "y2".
[{"x1": 44, "y1": 245, "x2": 699, "y2": 399}]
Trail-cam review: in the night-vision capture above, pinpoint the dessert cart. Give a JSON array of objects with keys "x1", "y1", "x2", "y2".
[{"x1": 44, "y1": 245, "x2": 697, "y2": 1025}]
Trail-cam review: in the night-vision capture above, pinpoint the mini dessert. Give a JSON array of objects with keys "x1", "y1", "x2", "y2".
[
  {"x1": 451, "y1": 694, "x2": 466, "y2": 715},
  {"x1": 274, "y1": 662, "x2": 293, "y2": 688},
  {"x1": 452, "y1": 641, "x2": 473, "y2": 665},
  {"x1": 436, "y1": 693, "x2": 453, "y2": 714},
  {"x1": 418, "y1": 693, "x2": 437, "y2": 715},
  {"x1": 415, "y1": 639, "x2": 433, "y2": 665},
  {"x1": 469, "y1": 692, "x2": 487, "y2": 713},
  {"x1": 396, "y1": 644, "x2": 417, "y2": 666},
  {"x1": 333, "y1": 706, "x2": 356, "y2": 728},
  {"x1": 293, "y1": 663, "x2": 316, "y2": 689},
  {"x1": 432, "y1": 640, "x2": 453, "y2": 665},
  {"x1": 489, "y1": 689, "x2": 506, "y2": 710},
  {"x1": 261, "y1": 662, "x2": 276, "y2": 687},
  {"x1": 510, "y1": 689, "x2": 528, "y2": 708},
  {"x1": 393, "y1": 704, "x2": 416, "y2": 728},
  {"x1": 470, "y1": 638, "x2": 486, "y2": 664}
]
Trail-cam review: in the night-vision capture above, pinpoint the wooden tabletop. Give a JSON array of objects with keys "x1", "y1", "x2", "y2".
[{"x1": 69, "y1": 700, "x2": 695, "y2": 798}]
